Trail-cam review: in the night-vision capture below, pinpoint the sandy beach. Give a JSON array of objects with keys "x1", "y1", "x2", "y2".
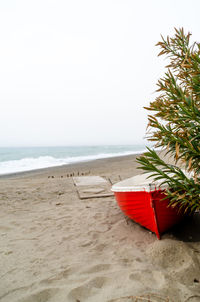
[{"x1": 0, "y1": 154, "x2": 200, "y2": 302}]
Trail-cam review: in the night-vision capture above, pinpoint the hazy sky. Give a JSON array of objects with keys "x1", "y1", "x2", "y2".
[{"x1": 0, "y1": 0, "x2": 200, "y2": 146}]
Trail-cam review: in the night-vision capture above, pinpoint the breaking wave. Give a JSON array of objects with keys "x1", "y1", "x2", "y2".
[{"x1": 0, "y1": 149, "x2": 146, "y2": 175}]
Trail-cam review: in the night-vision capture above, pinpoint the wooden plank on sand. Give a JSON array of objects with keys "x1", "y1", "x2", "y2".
[{"x1": 73, "y1": 176, "x2": 114, "y2": 199}]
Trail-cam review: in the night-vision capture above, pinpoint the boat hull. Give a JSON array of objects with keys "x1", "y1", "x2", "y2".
[{"x1": 114, "y1": 190, "x2": 183, "y2": 239}]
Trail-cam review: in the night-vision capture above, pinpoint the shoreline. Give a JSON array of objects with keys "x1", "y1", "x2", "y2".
[
  {"x1": 0, "y1": 146, "x2": 148, "y2": 180},
  {"x1": 0, "y1": 153, "x2": 142, "y2": 180}
]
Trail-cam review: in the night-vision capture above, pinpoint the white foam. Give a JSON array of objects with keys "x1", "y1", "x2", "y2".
[{"x1": 0, "y1": 150, "x2": 146, "y2": 175}]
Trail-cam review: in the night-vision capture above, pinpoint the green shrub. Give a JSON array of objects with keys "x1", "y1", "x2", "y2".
[{"x1": 137, "y1": 28, "x2": 200, "y2": 213}]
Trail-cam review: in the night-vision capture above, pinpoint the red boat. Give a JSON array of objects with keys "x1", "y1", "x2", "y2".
[{"x1": 111, "y1": 173, "x2": 184, "y2": 239}]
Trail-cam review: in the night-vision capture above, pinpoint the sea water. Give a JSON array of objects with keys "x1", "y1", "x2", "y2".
[{"x1": 0, "y1": 145, "x2": 147, "y2": 175}]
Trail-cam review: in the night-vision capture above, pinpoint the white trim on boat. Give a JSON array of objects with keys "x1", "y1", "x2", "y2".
[{"x1": 111, "y1": 171, "x2": 191, "y2": 192}]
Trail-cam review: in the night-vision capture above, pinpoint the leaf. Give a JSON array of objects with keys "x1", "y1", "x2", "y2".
[
  {"x1": 175, "y1": 142, "x2": 180, "y2": 160},
  {"x1": 188, "y1": 158, "x2": 192, "y2": 170}
]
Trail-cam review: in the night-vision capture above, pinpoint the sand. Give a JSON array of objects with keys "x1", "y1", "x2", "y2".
[{"x1": 0, "y1": 154, "x2": 200, "y2": 302}]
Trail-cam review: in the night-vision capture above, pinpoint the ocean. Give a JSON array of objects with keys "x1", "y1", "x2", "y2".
[{"x1": 0, "y1": 145, "x2": 147, "y2": 175}]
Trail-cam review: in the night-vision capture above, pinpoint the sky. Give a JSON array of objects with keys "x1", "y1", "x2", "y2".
[{"x1": 0, "y1": 0, "x2": 200, "y2": 147}]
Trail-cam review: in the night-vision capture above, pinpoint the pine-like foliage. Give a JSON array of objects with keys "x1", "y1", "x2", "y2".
[{"x1": 137, "y1": 28, "x2": 200, "y2": 213}]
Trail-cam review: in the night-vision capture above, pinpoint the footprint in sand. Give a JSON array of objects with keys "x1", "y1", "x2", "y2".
[
  {"x1": 129, "y1": 269, "x2": 166, "y2": 289},
  {"x1": 67, "y1": 277, "x2": 109, "y2": 302},
  {"x1": 0, "y1": 285, "x2": 59, "y2": 302},
  {"x1": 19, "y1": 288, "x2": 60, "y2": 302},
  {"x1": 92, "y1": 243, "x2": 106, "y2": 252},
  {"x1": 80, "y1": 240, "x2": 94, "y2": 247},
  {"x1": 81, "y1": 264, "x2": 111, "y2": 274},
  {"x1": 40, "y1": 268, "x2": 72, "y2": 286}
]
